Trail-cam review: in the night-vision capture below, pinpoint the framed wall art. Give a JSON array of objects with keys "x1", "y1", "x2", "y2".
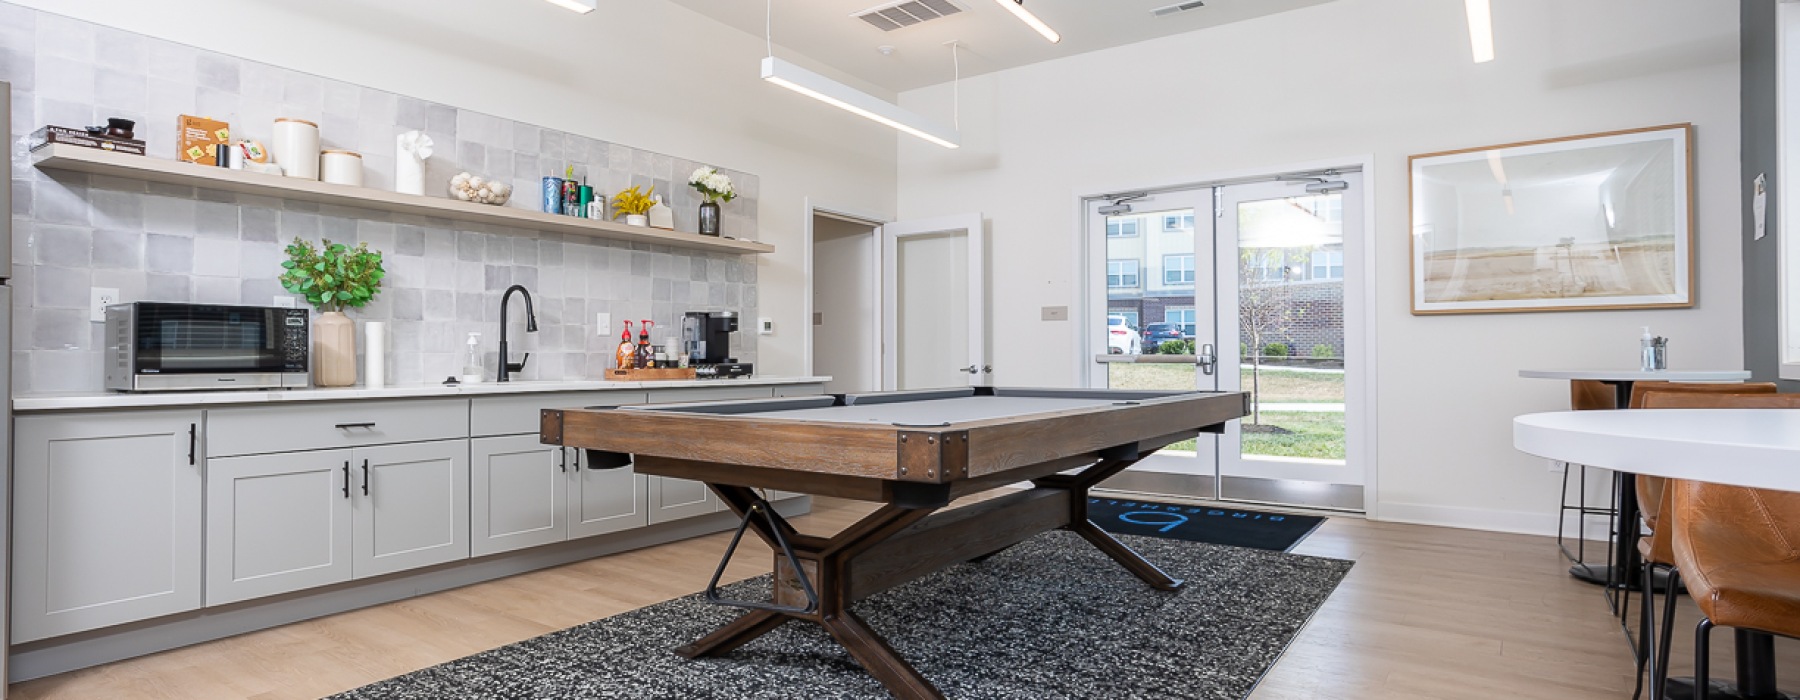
[{"x1": 1409, "y1": 124, "x2": 1694, "y2": 315}]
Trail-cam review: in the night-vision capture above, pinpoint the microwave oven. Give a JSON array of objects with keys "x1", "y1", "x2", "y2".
[{"x1": 105, "y1": 302, "x2": 311, "y2": 392}]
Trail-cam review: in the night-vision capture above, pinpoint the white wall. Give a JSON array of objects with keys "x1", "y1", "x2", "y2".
[
  {"x1": 8, "y1": 0, "x2": 901, "y2": 378},
  {"x1": 811, "y1": 216, "x2": 877, "y2": 394},
  {"x1": 895, "y1": 0, "x2": 1743, "y2": 535}
]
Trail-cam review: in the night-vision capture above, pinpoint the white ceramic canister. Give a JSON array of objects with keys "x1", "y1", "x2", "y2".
[
  {"x1": 320, "y1": 149, "x2": 364, "y2": 187},
  {"x1": 271, "y1": 118, "x2": 321, "y2": 180},
  {"x1": 363, "y1": 321, "x2": 387, "y2": 389}
]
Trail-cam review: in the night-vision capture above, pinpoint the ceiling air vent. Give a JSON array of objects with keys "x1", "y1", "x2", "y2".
[
  {"x1": 1151, "y1": 1, "x2": 1206, "y2": 17},
  {"x1": 853, "y1": 0, "x2": 965, "y2": 32}
]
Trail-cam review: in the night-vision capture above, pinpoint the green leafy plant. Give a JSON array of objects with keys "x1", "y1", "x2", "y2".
[
  {"x1": 279, "y1": 238, "x2": 385, "y2": 313},
  {"x1": 1159, "y1": 339, "x2": 1195, "y2": 355},
  {"x1": 1263, "y1": 342, "x2": 1289, "y2": 358},
  {"x1": 1310, "y1": 344, "x2": 1336, "y2": 359}
]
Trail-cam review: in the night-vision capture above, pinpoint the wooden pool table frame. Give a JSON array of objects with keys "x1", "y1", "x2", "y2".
[{"x1": 541, "y1": 387, "x2": 1248, "y2": 700}]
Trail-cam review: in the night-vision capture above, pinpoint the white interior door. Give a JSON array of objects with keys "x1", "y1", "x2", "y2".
[{"x1": 881, "y1": 213, "x2": 987, "y2": 390}]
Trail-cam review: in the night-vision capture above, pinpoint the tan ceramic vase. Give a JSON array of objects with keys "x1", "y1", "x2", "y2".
[{"x1": 313, "y1": 311, "x2": 357, "y2": 387}]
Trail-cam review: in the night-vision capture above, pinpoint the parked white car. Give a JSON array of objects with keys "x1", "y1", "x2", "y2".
[{"x1": 1107, "y1": 315, "x2": 1142, "y2": 354}]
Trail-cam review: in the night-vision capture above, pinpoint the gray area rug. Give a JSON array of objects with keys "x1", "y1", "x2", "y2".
[{"x1": 330, "y1": 530, "x2": 1352, "y2": 700}]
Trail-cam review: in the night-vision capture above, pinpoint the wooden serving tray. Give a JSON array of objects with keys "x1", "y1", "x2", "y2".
[{"x1": 604, "y1": 367, "x2": 698, "y2": 381}]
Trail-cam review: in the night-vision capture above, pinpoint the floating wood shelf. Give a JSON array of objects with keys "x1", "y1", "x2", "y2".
[{"x1": 30, "y1": 144, "x2": 774, "y2": 255}]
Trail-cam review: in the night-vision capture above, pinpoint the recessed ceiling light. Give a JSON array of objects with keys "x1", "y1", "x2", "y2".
[
  {"x1": 543, "y1": 0, "x2": 596, "y2": 14},
  {"x1": 1465, "y1": 0, "x2": 1494, "y2": 63},
  {"x1": 993, "y1": 0, "x2": 1060, "y2": 43}
]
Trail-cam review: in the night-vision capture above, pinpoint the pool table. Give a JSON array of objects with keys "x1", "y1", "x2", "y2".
[{"x1": 540, "y1": 386, "x2": 1248, "y2": 699}]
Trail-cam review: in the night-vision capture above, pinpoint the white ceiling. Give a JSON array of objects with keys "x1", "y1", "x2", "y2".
[{"x1": 665, "y1": 0, "x2": 1335, "y2": 93}]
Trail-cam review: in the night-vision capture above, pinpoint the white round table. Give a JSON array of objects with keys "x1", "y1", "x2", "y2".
[
  {"x1": 1515, "y1": 409, "x2": 1800, "y2": 493},
  {"x1": 1518, "y1": 369, "x2": 1754, "y2": 383},
  {"x1": 1516, "y1": 408, "x2": 1800, "y2": 700}
]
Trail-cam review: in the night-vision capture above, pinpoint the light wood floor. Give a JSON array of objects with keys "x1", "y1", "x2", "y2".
[{"x1": 11, "y1": 496, "x2": 1800, "y2": 699}]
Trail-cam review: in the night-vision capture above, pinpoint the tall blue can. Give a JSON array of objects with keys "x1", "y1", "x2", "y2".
[{"x1": 541, "y1": 177, "x2": 565, "y2": 214}]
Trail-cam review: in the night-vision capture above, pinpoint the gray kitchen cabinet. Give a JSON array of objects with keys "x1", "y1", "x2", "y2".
[
  {"x1": 207, "y1": 440, "x2": 468, "y2": 605},
  {"x1": 352, "y1": 440, "x2": 471, "y2": 578},
  {"x1": 568, "y1": 448, "x2": 648, "y2": 538},
  {"x1": 648, "y1": 475, "x2": 719, "y2": 524},
  {"x1": 13, "y1": 410, "x2": 205, "y2": 642},
  {"x1": 470, "y1": 435, "x2": 568, "y2": 557},
  {"x1": 205, "y1": 450, "x2": 355, "y2": 606}
]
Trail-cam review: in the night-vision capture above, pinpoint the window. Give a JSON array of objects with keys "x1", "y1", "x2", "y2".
[
  {"x1": 1165, "y1": 308, "x2": 1196, "y2": 337},
  {"x1": 1310, "y1": 250, "x2": 1344, "y2": 280},
  {"x1": 1106, "y1": 219, "x2": 1140, "y2": 237},
  {"x1": 1109, "y1": 310, "x2": 1139, "y2": 328},
  {"x1": 1163, "y1": 254, "x2": 1196, "y2": 285},
  {"x1": 1107, "y1": 260, "x2": 1140, "y2": 288},
  {"x1": 1162, "y1": 213, "x2": 1195, "y2": 232}
]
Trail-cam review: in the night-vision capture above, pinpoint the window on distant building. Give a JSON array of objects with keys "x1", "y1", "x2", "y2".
[
  {"x1": 1110, "y1": 310, "x2": 1139, "y2": 328},
  {"x1": 1310, "y1": 250, "x2": 1344, "y2": 280},
  {"x1": 1244, "y1": 249, "x2": 1285, "y2": 282},
  {"x1": 1162, "y1": 213, "x2": 1196, "y2": 232},
  {"x1": 1165, "y1": 308, "x2": 1196, "y2": 337},
  {"x1": 1106, "y1": 219, "x2": 1140, "y2": 237},
  {"x1": 1107, "y1": 259, "x2": 1140, "y2": 288},
  {"x1": 1163, "y1": 254, "x2": 1196, "y2": 285}
]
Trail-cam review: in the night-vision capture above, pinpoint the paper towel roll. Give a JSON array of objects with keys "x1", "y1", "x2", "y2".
[{"x1": 364, "y1": 322, "x2": 386, "y2": 389}]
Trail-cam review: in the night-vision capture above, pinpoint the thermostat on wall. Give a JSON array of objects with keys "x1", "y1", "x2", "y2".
[{"x1": 758, "y1": 317, "x2": 774, "y2": 335}]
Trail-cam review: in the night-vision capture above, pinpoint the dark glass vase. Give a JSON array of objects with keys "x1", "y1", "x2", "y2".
[{"x1": 699, "y1": 201, "x2": 721, "y2": 237}]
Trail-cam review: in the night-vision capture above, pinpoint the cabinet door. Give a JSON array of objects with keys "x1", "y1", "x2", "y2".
[
  {"x1": 206, "y1": 450, "x2": 354, "y2": 606},
  {"x1": 568, "y1": 448, "x2": 648, "y2": 538},
  {"x1": 13, "y1": 410, "x2": 204, "y2": 642},
  {"x1": 648, "y1": 476, "x2": 719, "y2": 525},
  {"x1": 470, "y1": 435, "x2": 567, "y2": 557},
  {"x1": 352, "y1": 440, "x2": 470, "y2": 578}
]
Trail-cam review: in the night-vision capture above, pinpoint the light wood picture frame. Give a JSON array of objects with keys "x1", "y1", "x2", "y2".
[{"x1": 1408, "y1": 124, "x2": 1695, "y2": 315}]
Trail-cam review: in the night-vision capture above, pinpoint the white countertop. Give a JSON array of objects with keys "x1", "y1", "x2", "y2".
[
  {"x1": 12, "y1": 376, "x2": 832, "y2": 412},
  {"x1": 1514, "y1": 409, "x2": 1800, "y2": 492},
  {"x1": 1518, "y1": 369, "x2": 1752, "y2": 382}
]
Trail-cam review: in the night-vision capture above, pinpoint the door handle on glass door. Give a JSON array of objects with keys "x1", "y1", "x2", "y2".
[
  {"x1": 1197, "y1": 344, "x2": 1217, "y2": 376},
  {"x1": 958, "y1": 366, "x2": 979, "y2": 374}
]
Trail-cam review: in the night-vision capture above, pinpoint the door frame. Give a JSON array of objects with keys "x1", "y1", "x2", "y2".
[
  {"x1": 880, "y1": 212, "x2": 987, "y2": 389},
  {"x1": 801, "y1": 199, "x2": 887, "y2": 387},
  {"x1": 1072, "y1": 155, "x2": 1380, "y2": 518}
]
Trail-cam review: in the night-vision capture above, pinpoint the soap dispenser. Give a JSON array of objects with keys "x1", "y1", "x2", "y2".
[
  {"x1": 463, "y1": 332, "x2": 485, "y2": 384},
  {"x1": 1640, "y1": 327, "x2": 1655, "y2": 372}
]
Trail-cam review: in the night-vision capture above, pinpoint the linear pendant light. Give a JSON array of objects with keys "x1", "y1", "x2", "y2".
[
  {"x1": 995, "y1": 0, "x2": 1060, "y2": 43},
  {"x1": 1464, "y1": 0, "x2": 1494, "y2": 63},
  {"x1": 761, "y1": 57, "x2": 960, "y2": 149},
  {"x1": 543, "y1": 0, "x2": 596, "y2": 14}
]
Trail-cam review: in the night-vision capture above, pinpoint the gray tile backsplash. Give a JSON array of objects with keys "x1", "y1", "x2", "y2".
[{"x1": 1, "y1": 2, "x2": 761, "y2": 394}]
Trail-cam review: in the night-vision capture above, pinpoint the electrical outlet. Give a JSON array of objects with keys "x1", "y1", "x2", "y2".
[
  {"x1": 758, "y1": 317, "x2": 774, "y2": 335},
  {"x1": 595, "y1": 312, "x2": 611, "y2": 336},
  {"x1": 272, "y1": 296, "x2": 297, "y2": 309},
  {"x1": 90, "y1": 287, "x2": 119, "y2": 322}
]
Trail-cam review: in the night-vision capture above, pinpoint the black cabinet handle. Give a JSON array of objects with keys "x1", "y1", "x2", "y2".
[
  {"x1": 558, "y1": 448, "x2": 567, "y2": 473},
  {"x1": 342, "y1": 461, "x2": 350, "y2": 499},
  {"x1": 335, "y1": 422, "x2": 376, "y2": 430},
  {"x1": 188, "y1": 424, "x2": 197, "y2": 465},
  {"x1": 361, "y1": 459, "x2": 370, "y2": 496},
  {"x1": 573, "y1": 450, "x2": 581, "y2": 471}
]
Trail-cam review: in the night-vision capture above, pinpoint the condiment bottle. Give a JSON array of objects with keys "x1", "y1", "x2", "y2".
[
  {"x1": 616, "y1": 321, "x2": 637, "y2": 370},
  {"x1": 636, "y1": 320, "x2": 654, "y2": 369}
]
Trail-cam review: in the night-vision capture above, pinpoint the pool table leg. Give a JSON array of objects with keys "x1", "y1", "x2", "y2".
[
  {"x1": 823, "y1": 610, "x2": 946, "y2": 700},
  {"x1": 1039, "y1": 452, "x2": 1186, "y2": 591},
  {"x1": 674, "y1": 609, "x2": 790, "y2": 659}
]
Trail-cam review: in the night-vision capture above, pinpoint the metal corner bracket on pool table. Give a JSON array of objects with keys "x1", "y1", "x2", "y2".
[{"x1": 539, "y1": 387, "x2": 1248, "y2": 700}]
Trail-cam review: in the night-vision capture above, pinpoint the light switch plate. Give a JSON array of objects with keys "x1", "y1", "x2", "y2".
[
  {"x1": 758, "y1": 317, "x2": 774, "y2": 335},
  {"x1": 595, "y1": 312, "x2": 611, "y2": 336},
  {"x1": 1041, "y1": 306, "x2": 1069, "y2": 321},
  {"x1": 90, "y1": 287, "x2": 119, "y2": 322}
]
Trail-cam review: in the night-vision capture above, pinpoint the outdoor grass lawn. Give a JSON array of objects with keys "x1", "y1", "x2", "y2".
[
  {"x1": 1108, "y1": 363, "x2": 1346, "y2": 460},
  {"x1": 1106, "y1": 363, "x2": 1345, "y2": 404}
]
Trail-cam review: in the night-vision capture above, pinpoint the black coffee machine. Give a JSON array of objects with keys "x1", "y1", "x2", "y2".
[{"x1": 682, "y1": 311, "x2": 752, "y2": 378}]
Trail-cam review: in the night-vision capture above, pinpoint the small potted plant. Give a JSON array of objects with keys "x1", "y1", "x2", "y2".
[
  {"x1": 688, "y1": 166, "x2": 736, "y2": 236},
  {"x1": 279, "y1": 238, "x2": 385, "y2": 387},
  {"x1": 612, "y1": 185, "x2": 656, "y2": 227}
]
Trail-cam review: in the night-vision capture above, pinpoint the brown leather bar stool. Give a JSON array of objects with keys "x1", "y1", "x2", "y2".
[
  {"x1": 1652, "y1": 393, "x2": 1800, "y2": 700},
  {"x1": 1629, "y1": 386, "x2": 1779, "y2": 699}
]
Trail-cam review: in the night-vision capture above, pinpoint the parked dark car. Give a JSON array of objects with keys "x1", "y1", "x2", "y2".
[{"x1": 1141, "y1": 323, "x2": 1185, "y2": 350}]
